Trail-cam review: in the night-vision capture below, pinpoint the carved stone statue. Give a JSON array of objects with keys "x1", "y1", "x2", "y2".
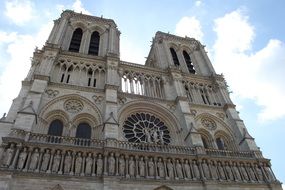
[
  {"x1": 139, "y1": 157, "x2": 145, "y2": 177},
  {"x1": 75, "y1": 152, "x2": 82, "y2": 175},
  {"x1": 209, "y1": 161, "x2": 218, "y2": 180},
  {"x1": 167, "y1": 159, "x2": 174, "y2": 179},
  {"x1": 246, "y1": 163, "x2": 257, "y2": 181},
  {"x1": 202, "y1": 160, "x2": 210, "y2": 179},
  {"x1": 148, "y1": 157, "x2": 155, "y2": 177},
  {"x1": 157, "y1": 158, "x2": 165, "y2": 178},
  {"x1": 144, "y1": 128, "x2": 151, "y2": 143},
  {"x1": 118, "y1": 155, "x2": 125, "y2": 176},
  {"x1": 41, "y1": 149, "x2": 51, "y2": 171},
  {"x1": 96, "y1": 154, "x2": 103, "y2": 176},
  {"x1": 64, "y1": 151, "x2": 72, "y2": 174},
  {"x1": 183, "y1": 160, "x2": 192, "y2": 179},
  {"x1": 263, "y1": 164, "x2": 275, "y2": 182},
  {"x1": 29, "y1": 148, "x2": 40, "y2": 170},
  {"x1": 240, "y1": 163, "x2": 249, "y2": 181},
  {"x1": 152, "y1": 130, "x2": 158, "y2": 144},
  {"x1": 232, "y1": 162, "x2": 242, "y2": 181},
  {"x1": 159, "y1": 131, "x2": 164, "y2": 144},
  {"x1": 192, "y1": 160, "x2": 200, "y2": 179},
  {"x1": 2, "y1": 144, "x2": 15, "y2": 167},
  {"x1": 17, "y1": 147, "x2": 28, "y2": 170},
  {"x1": 217, "y1": 162, "x2": 226, "y2": 180},
  {"x1": 52, "y1": 150, "x2": 61, "y2": 173},
  {"x1": 225, "y1": 162, "x2": 234, "y2": 181},
  {"x1": 176, "y1": 160, "x2": 183, "y2": 179},
  {"x1": 129, "y1": 156, "x2": 135, "y2": 177},
  {"x1": 254, "y1": 164, "x2": 263, "y2": 182},
  {"x1": 108, "y1": 153, "x2": 115, "y2": 175},
  {"x1": 85, "y1": 153, "x2": 93, "y2": 175}
]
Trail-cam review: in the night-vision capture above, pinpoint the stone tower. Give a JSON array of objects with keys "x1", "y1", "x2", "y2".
[{"x1": 0, "y1": 10, "x2": 282, "y2": 190}]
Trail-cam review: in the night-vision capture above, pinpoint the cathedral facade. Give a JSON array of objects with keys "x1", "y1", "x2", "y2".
[{"x1": 0, "y1": 10, "x2": 282, "y2": 190}]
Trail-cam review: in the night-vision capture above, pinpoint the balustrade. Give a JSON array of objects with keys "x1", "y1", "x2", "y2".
[{"x1": 0, "y1": 142, "x2": 277, "y2": 184}]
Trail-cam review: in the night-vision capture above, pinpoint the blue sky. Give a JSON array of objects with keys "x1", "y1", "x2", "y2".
[{"x1": 0, "y1": 0, "x2": 284, "y2": 185}]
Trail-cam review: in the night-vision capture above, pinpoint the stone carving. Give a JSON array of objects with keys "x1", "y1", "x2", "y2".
[
  {"x1": 240, "y1": 163, "x2": 249, "y2": 181},
  {"x1": 232, "y1": 162, "x2": 242, "y2": 181},
  {"x1": 201, "y1": 117, "x2": 216, "y2": 130},
  {"x1": 192, "y1": 160, "x2": 200, "y2": 179},
  {"x1": 176, "y1": 160, "x2": 183, "y2": 179},
  {"x1": 92, "y1": 95, "x2": 104, "y2": 104},
  {"x1": 96, "y1": 154, "x2": 103, "y2": 176},
  {"x1": 209, "y1": 161, "x2": 218, "y2": 180},
  {"x1": 157, "y1": 158, "x2": 165, "y2": 178},
  {"x1": 139, "y1": 157, "x2": 145, "y2": 177},
  {"x1": 85, "y1": 153, "x2": 93, "y2": 175},
  {"x1": 254, "y1": 164, "x2": 263, "y2": 182},
  {"x1": 45, "y1": 89, "x2": 59, "y2": 98},
  {"x1": 225, "y1": 162, "x2": 234, "y2": 181},
  {"x1": 118, "y1": 155, "x2": 125, "y2": 176},
  {"x1": 129, "y1": 156, "x2": 135, "y2": 177},
  {"x1": 17, "y1": 147, "x2": 28, "y2": 170},
  {"x1": 41, "y1": 149, "x2": 51, "y2": 171},
  {"x1": 263, "y1": 164, "x2": 275, "y2": 182},
  {"x1": 108, "y1": 153, "x2": 115, "y2": 175},
  {"x1": 217, "y1": 162, "x2": 226, "y2": 180},
  {"x1": 183, "y1": 160, "x2": 192, "y2": 179},
  {"x1": 167, "y1": 159, "x2": 174, "y2": 179},
  {"x1": 64, "y1": 151, "x2": 72, "y2": 174},
  {"x1": 52, "y1": 150, "x2": 61, "y2": 173},
  {"x1": 1, "y1": 144, "x2": 15, "y2": 167},
  {"x1": 29, "y1": 148, "x2": 40, "y2": 170},
  {"x1": 246, "y1": 163, "x2": 257, "y2": 181},
  {"x1": 75, "y1": 152, "x2": 83, "y2": 175},
  {"x1": 202, "y1": 160, "x2": 210, "y2": 179},
  {"x1": 64, "y1": 99, "x2": 83, "y2": 113},
  {"x1": 148, "y1": 157, "x2": 155, "y2": 177}
]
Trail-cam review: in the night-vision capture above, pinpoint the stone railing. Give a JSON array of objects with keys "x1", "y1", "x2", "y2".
[
  {"x1": 0, "y1": 141, "x2": 278, "y2": 185},
  {"x1": 205, "y1": 149, "x2": 255, "y2": 158}
]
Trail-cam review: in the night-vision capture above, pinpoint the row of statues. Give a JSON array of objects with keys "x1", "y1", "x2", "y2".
[{"x1": 0, "y1": 144, "x2": 276, "y2": 183}]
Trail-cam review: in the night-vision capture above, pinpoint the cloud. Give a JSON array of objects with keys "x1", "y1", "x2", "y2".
[
  {"x1": 195, "y1": 1, "x2": 202, "y2": 7},
  {"x1": 212, "y1": 9, "x2": 285, "y2": 122},
  {"x1": 72, "y1": 0, "x2": 91, "y2": 14},
  {"x1": 0, "y1": 22, "x2": 53, "y2": 115},
  {"x1": 4, "y1": 0, "x2": 34, "y2": 25},
  {"x1": 175, "y1": 16, "x2": 203, "y2": 41}
]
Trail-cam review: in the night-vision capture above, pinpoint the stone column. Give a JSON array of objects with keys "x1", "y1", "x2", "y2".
[
  {"x1": 81, "y1": 153, "x2": 86, "y2": 176},
  {"x1": 70, "y1": 151, "x2": 76, "y2": 175},
  {"x1": 22, "y1": 148, "x2": 32, "y2": 172},
  {"x1": 103, "y1": 152, "x2": 108, "y2": 175},
  {"x1": 58, "y1": 150, "x2": 65, "y2": 175},
  {"x1": 47, "y1": 150, "x2": 54, "y2": 174},
  {"x1": 135, "y1": 155, "x2": 139, "y2": 178},
  {"x1": 125, "y1": 155, "x2": 129, "y2": 178},
  {"x1": 35, "y1": 148, "x2": 44, "y2": 173},
  {"x1": 115, "y1": 153, "x2": 119, "y2": 176}
]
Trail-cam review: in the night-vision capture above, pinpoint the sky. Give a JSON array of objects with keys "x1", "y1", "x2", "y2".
[{"x1": 0, "y1": 0, "x2": 284, "y2": 186}]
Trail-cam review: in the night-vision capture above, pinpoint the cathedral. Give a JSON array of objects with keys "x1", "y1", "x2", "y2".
[{"x1": 0, "y1": 10, "x2": 282, "y2": 190}]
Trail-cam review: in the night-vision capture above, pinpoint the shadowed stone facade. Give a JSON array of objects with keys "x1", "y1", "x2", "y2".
[{"x1": 0, "y1": 10, "x2": 282, "y2": 190}]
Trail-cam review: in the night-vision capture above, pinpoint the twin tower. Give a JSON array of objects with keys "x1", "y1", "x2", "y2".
[{"x1": 0, "y1": 10, "x2": 281, "y2": 190}]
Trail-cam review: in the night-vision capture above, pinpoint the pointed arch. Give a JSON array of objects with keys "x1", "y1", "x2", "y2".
[
  {"x1": 170, "y1": 47, "x2": 180, "y2": 66},
  {"x1": 88, "y1": 31, "x2": 100, "y2": 55},
  {"x1": 69, "y1": 28, "x2": 83, "y2": 52},
  {"x1": 183, "y1": 50, "x2": 195, "y2": 74}
]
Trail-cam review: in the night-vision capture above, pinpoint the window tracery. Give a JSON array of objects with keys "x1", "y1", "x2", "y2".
[{"x1": 123, "y1": 113, "x2": 170, "y2": 145}]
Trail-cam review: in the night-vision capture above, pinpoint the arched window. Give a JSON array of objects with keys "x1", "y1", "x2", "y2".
[
  {"x1": 216, "y1": 137, "x2": 227, "y2": 150},
  {"x1": 69, "y1": 28, "x2": 83, "y2": 52},
  {"x1": 183, "y1": 51, "x2": 195, "y2": 74},
  {"x1": 201, "y1": 136, "x2": 209, "y2": 149},
  {"x1": 48, "y1": 119, "x2": 63, "y2": 136},
  {"x1": 88, "y1": 31, "x2": 100, "y2": 56},
  {"x1": 76, "y1": 123, "x2": 91, "y2": 139},
  {"x1": 170, "y1": 48, "x2": 180, "y2": 66}
]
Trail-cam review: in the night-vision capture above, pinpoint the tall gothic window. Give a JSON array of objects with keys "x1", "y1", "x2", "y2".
[
  {"x1": 88, "y1": 31, "x2": 100, "y2": 56},
  {"x1": 183, "y1": 51, "x2": 195, "y2": 74},
  {"x1": 170, "y1": 48, "x2": 180, "y2": 66},
  {"x1": 69, "y1": 28, "x2": 83, "y2": 52},
  {"x1": 76, "y1": 123, "x2": 91, "y2": 139},
  {"x1": 48, "y1": 119, "x2": 63, "y2": 136}
]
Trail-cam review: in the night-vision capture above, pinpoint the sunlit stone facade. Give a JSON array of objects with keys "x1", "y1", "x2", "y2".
[{"x1": 0, "y1": 10, "x2": 282, "y2": 190}]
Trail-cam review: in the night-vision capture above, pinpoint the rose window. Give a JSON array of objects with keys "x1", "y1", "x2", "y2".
[{"x1": 123, "y1": 113, "x2": 171, "y2": 145}]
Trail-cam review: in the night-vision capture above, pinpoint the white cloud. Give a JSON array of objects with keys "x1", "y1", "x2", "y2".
[
  {"x1": 175, "y1": 16, "x2": 204, "y2": 41},
  {"x1": 195, "y1": 1, "x2": 202, "y2": 7},
  {"x1": 4, "y1": 0, "x2": 34, "y2": 25},
  {"x1": 212, "y1": 9, "x2": 285, "y2": 122},
  {"x1": 0, "y1": 22, "x2": 53, "y2": 115},
  {"x1": 72, "y1": 0, "x2": 91, "y2": 15}
]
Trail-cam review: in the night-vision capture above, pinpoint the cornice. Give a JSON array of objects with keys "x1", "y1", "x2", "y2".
[{"x1": 48, "y1": 82, "x2": 104, "y2": 94}]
